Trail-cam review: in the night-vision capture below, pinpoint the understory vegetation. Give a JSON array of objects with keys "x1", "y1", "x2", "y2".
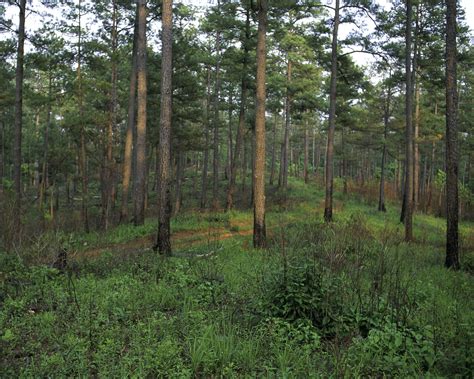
[{"x1": 1, "y1": 179, "x2": 473, "y2": 377}]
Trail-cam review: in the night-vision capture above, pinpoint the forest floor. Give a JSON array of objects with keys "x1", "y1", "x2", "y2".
[{"x1": 1, "y1": 178, "x2": 473, "y2": 377}]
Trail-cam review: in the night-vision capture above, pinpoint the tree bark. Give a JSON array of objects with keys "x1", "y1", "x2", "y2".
[
  {"x1": 324, "y1": 0, "x2": 339, "y2": 222},
  {"x1": 102, "y1": 0, "x2": 118, "y2": 230},
  {"x1": 253, "y1": 0, "x2": 267, "y2": 248},
  {"x1": 200, "y1": 68, "x2": 211, "y2": 209},
  {"x1": 120, "y1": 8, "x2": 139, "y2": 223},
  {"x1": 77, "y1": 0, "x2": 89, "y2": 233},
  {"x1": 282, "y1": 59, "x2": 292, "y2": 190},
  {"x1": 134, "y1": 0, "x2": 148, "y2": 226},
  {"x1": 226, "y1": 6, "x2": 250, "y2": 210},
  {"x1": 445, "y1": 0, "x2": 459, "y2": 269},
  {"x1": 304, "y1": 120, "x2": 309, "y2": 184},
  {"x1": 156, "y1": 0, "x2": 173, "y2": 255},
  {"x1": 39, "y1": 74, "x2": 52, "y2": 212},
  {"x1": 13, "y1": 0, "x2": 26, "y2": 237},
  {"x1": 378, "y1": 84, "x2": 391, "y2": 212},
  {"x1": 212, "y1": 5, "x2": 222, "y2": 211},
  {"x1": 269, "y1": 113, "x2": 277, "y2": 185},
  {"x1": 403, "y1": 0, "x2": 414, "y2": 241},
  {"x1": 0, "y1": 121, "x2": 4, "y2": 193}
]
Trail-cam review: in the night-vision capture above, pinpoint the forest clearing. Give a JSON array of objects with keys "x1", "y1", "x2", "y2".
[{"x1": 1, "y1": 0, "x2": 473, "y2": 377}]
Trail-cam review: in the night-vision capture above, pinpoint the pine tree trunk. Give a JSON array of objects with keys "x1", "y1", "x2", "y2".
[
  {"x1": 13, "y1": 0, "x2": 26, "y2": 237},
  {"x1": 304, "y1": 121, "x2": 309, "y2": 184},
  {"x1": 253, "y1": 0, "x2": 267, "y2": 248},
  {"x1": 134, "y1": 0, "x2": 148, "y2": 226},
  {"x1": 174, "y1": 153, "x2": 183, "y2": 216},
  {"x1": 0, "y1": 121, "x2": 4, "y2": 193},
  {"x1": 77, "y1": 0, "x2": 89, "y2": 233},
  {"x1": 269, "y1": 113, "x2": 277, "y2": 186},
  {"x1": 120, "y1": 8, "x2": 139, "y2": 223},
  {"x1": 403, "y1": 0, "x2": 414, "y2": 241},
  {"x1": 414, "y1": 72, "x2": 420, "y2": 210},
  {"x1": 282, "y1": 59, "x2": 292, "y2": 190},
  {"x1": 200, "y1": 68, "x2": 211, "y2": 209},
  {"x1": 39, "y1": 74, "x2": 52, "y2": 212},
  {"x1": 445, "y1": 0, "x2": 459, "y2": 269},
  {"x1": 378, "y1": 86, "x2": 391, "y2": 212},
  {"x1": 324, "y1": 0, "x2": 339, "y2": 222},
  {"x1": 102, "y1": 0, "x2": 118, "y2": 230},
  {"x1": 212, "y1": 10, "x2": 222, "y2": 211},
  {"x1": 226, "y1": 7, "x2": 250, "y2": 210},
  {"x1": 156, "y1": 0, "x2": 173, "y2": 255}
]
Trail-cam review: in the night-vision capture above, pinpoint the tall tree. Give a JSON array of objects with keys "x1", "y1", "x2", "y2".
[
  {"x1": 156, "y1": 0, "x2": 173, "y2": 255},
  {"x1": 226, "y1": 3, "x2": 250, "y2": 211},
  {"x1": 120, "y1": 8, "x2": 139, "y2": 223},
  {"x1": 134, "y1": 0, "x2": 147, "y2": 225},
  {"x1": 253, "y1": 0, "x2": 267, "y2": 248},
  {"x1": 13, "y1": 0, "x2": 26, "y2": 238},
  {"x1": 445, "y1": 0, "x2": 459, "y2": 269},
  {"x1": 404, "y1": 0, "x2": 414, "y2": 241},
  {"x1": 324, "y1": 0, "x2": 340, "y2": 222},
  {"x1": 212, "y1": 0, "x2": 222, "y2": 211}
]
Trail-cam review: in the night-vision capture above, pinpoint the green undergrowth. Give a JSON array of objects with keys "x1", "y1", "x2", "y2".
[{"x1": 1, "y1": 179, "x2": 473, "y2": 377}]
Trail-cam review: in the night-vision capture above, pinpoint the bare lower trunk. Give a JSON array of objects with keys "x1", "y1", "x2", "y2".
[
  {"x1": 226, "y1": 9, "x2": 250, "y2": 211},
  {"x1": 403, "y1": 0, "x2": 414, "y2": 241},
  {"x1": 269, "y1": 113, "x2": 277, "y2": 185},
  {"x1": 13, "y1": 0, "x2": 26, "y2": 237},
  {"x1": 156, "y1": 0, "x2": 173, "y2": 255},
  {"x1": 102, "y1": 0, "x2": 118, "y2": 230},
  {"x1": 282, "y1": 59, "x2": 292, "y2": 190},
  {"x1": 212, "y1": 14, "x2": 222, "y2": 211},
  {"x1": 324, "y1": 0, "x2": 339, "y2": 222},
  {"x1": 200, "y1": 69, "x2": 211, "y2": 209},
  {"x1": 134, "y1": 0, "x2": 148, "y2": 226},
  {"x1": 304, "y1": 123, "x2": 309, "y2": 184},
  {"x1": 174, "y1": 153, "x2": 183, "y2": 216},
  {"x1": 445, "y1": 0, "x2": 459, "y2": 269},
  {"x1": 120, "y1": 8, "x2": 139, "y2": 223}
]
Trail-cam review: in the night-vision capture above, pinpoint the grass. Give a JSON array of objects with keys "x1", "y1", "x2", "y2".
[{"x1": 1, "y1": 177, "x2": 473, "y2": 377}]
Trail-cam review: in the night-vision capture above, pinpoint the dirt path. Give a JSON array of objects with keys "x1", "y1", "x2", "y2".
[{"x1": 77, "y1": 223, "x2": 254, "y2": 261}]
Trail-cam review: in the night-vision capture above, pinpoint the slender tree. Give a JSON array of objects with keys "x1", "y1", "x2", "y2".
[
  {"x1": 404, "y1": 0, "x2": 414, "y2": 241},
  {"x1": 120, "y1": 8, "x2": 139, "y2": 223},
  {"x1": 134, "y1": 0, "x2": 147, "y2": 225},
  {"x1": 13, "y1": 0, "x2": 26, "y2": 238},
  {"x1": 324, "y1": 0, "x2": 339, "y2": 222},
  {"x1": 253, "y1": 0, "x2": 267, "y2": 248},
  {"x1": 156, "y1": 0, "x2": 173, "y2": 255},
  {"x1": 445, "y1": 0, "x2": 459, "y2": 269}
]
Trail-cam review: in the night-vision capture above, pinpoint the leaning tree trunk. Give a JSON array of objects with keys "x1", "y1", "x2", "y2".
[
  {"x1": 13, "y1": 0, "x2": 26, "y2": 238},
  {"x1": 445, "y1": 0, "x2": 459, "y2": 269},
  {"x1": 324, "y1": 0, "x2": 339, "y2": 223},
  {"x1": 403, "y1": 0, "x2": 414, "y2": 242},
  {"x1": 134, "y1": 0, "x2": 148, "y2": 226},
  {"x1": 120, "y1": 9, "x2": 139, "y2": 223},
  {"x1": 156, "y1": 0, "x2": 173, "y2": 255},
  {"x1": 253, "y1": 0, "x2": 267, "y2": 249}
]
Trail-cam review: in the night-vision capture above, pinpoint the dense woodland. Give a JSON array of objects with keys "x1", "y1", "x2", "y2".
[{"x1": 1, "y1": 0, "x2": 473, "y2": 377}]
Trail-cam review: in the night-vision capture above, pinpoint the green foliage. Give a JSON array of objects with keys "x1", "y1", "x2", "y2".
[{"x1": 1, "y1": 182, "x2": 474, "y2": 377}]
